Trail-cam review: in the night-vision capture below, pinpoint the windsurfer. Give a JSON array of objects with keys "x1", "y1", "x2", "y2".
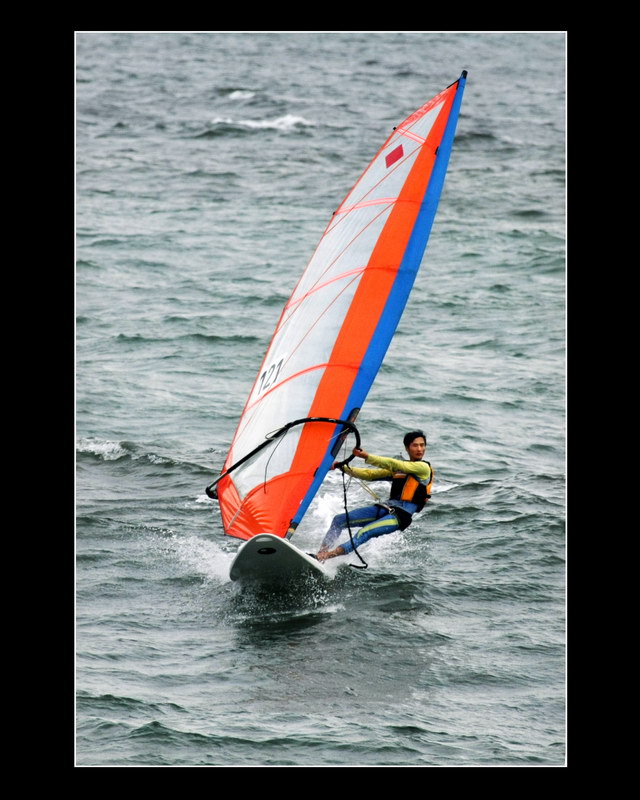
[{"x1": 316, "y1": 431, "x2": 433, "y2": 561}]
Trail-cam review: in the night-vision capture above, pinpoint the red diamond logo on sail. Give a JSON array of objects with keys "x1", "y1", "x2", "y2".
[{"x1": 385, "y1": 144, "x2": 404, "y2": 168}]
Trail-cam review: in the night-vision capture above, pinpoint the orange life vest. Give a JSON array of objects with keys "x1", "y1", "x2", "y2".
[
  {"x1": 383, "y1": 461, "x2": 433, "y2": 529},
  {"x1": 389, "y1": 460, "x2": 433, "y2": 511}
]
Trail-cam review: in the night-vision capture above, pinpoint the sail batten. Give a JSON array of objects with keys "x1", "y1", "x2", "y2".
[{"x1": 213, "y1": 73, "x2": 467, "y2": 541}]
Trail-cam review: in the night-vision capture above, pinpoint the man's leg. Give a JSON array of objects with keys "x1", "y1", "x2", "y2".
[
  {"x1": 318, "y1": 505, "x2": 385, "y2": 552},
  {"x1": 340, "y1": 512, "x2": 400, "y2": 554}
]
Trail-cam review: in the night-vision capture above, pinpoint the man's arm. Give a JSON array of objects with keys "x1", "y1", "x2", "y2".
[
  {"x1": 341, "y1": 463, "x2": 393, "y2": 481},
  {"x1": 364, "y1": 454, "x2": 431, "y2": 480}
]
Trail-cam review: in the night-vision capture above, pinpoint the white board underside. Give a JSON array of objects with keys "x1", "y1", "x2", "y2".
[{"x1": 229, "y1": 533, "x2": 330, "y2": 584}]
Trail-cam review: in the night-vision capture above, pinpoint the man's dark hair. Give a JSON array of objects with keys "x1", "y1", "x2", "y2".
[{"x1": 403, "y1": 430, "x2": 427, "y2": 448}]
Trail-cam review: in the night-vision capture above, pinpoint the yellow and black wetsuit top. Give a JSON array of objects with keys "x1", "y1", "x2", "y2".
[{"x1": 342, "y1": 454, "x2": 433, "y2": 529}]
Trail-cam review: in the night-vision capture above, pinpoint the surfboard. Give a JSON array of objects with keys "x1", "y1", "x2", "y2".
[{"x1": 229, "y1": 533, "x2": 330, "y2": 584}]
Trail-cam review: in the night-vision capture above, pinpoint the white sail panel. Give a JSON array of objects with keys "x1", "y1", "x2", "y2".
[
  {"x1": 229, "y1": 269, "x2": 365, "y2": 465},
  {"x1": 333, "y1": 100, "x2": 446, "y2": 222}
]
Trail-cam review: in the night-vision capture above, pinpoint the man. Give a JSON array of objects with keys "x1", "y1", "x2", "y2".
[{"x1": 316, "y1": 430, "x2": 433, "y2": 561}]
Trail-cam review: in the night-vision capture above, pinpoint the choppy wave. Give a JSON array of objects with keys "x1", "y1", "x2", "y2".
[
  {"x1": 76, "y1": 438, "x2": 130, "y2": 461},
  {"x1": 193, "y1": 114, "x2": 316, "y2": 138},
  {"x1": 76, "y1": 438, "x2": 211, "y2": 475}
]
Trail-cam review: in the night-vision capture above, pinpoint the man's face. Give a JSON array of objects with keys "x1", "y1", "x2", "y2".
[{"x1": 406, "y1": 437, "x2": 426, "y2": 461}]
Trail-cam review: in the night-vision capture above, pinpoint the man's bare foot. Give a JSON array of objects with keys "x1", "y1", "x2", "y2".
[{"x1": 316, "y1": 546, "x2": 345, "y2": 562}]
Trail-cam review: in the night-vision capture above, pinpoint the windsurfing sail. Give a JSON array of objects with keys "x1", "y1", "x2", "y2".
[{"x1": 210, "y1": 71, "x2": 467, "y2": 541}]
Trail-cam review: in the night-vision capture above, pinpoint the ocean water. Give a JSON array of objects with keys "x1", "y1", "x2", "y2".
[{"x1": 75, "y1": 31, "x2": 566, "y2": 767}]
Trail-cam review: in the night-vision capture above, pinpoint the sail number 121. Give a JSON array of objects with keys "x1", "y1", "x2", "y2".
[{"x1": 257, "y1": 355, "x2": 286, "y2": 396}]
